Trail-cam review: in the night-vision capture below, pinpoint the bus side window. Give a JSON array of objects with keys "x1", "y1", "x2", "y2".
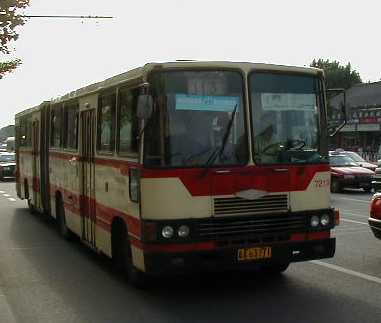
[
  {"x1": 98, "y1": 93, "x2": 116, "y2": 153},
  {"x1": 63, "y1": 103, "x2": 79, "y2": 150},
  {"x1": 50, "y1": 105, "x2": 63, "y2": 148},
  {"x1": 118, "y1": 88, "x2": 139, "y2": 156}
]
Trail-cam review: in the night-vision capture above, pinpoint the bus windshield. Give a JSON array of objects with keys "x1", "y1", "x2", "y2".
[
  {"x1": 144, "y1": 70, "x2": 248, "y2": 167},
  {"x1": 249, "y1": 72, "x2": 323, "y2": 165}
]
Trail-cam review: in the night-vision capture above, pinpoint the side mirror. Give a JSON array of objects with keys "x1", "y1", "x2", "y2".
[
  {"x1": 326, "y1": 88, "x2": 347, "y2": 137},
  {"x1": 137, "y1": 95, "x2": 153, "y2": 120}
]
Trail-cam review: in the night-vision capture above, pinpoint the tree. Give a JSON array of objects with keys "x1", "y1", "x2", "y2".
[
  {"x1": 0, "y1": 0, "x2": 29, "y2": 78},
  {"x1": 310, "y1": 59, "x2": 362, "y2": 89}
]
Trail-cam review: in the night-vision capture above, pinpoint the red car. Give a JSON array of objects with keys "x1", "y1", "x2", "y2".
[
  {"x1": 369, "y1": 194, "x2": 381, "y2": 239},
  {"x1": 339, "y1": 150, "x2": 377, "y2": 172},
  {"x1": 329, "y1": 154, "x2": 374, "y2": 193}
]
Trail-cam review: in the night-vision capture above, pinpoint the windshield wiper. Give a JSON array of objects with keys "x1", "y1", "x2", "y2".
[{"x1": 201, "y1": 104, "x2": 238, "y2": 177}]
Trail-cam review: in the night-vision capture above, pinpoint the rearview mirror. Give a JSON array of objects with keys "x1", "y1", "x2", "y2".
[
  {"x1": 326, "y1": 88, "x2": 347, "y2": 137},
  {"x1": 137, "y1": 95, "x2": 153, "y2": 120}
]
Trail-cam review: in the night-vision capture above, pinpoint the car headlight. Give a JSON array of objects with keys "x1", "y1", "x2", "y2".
[
  {"x1": 178, "y1": 225, "x2": 190, "y2": 238},
  {"x1": 320, "y1": 214, "x2": 330, "y2": 226},
  {"x1": 162, "y1": 226, "x2": 174, "y2": 238},
  {"x1": 343, "y1": 175, "x2": 355, "y2": 179},
  {"x1": 310, "y1": 215, "x2": 320, "y2": 227}
]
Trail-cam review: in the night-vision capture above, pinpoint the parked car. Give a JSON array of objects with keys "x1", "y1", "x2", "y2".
[
  {"x1": 0, "y1": 152, "x2": 16, "y2": 180},
  {"x1": 329, "y1": 154, "x2": 374, "y2": 193},
  {"x1": 369, "y1": 193, "x2": 381, "y2": 239},
  {"x1": 330, "y1": 149, "x2": 377, "y2": 171},
  {"x1": 372, "y1": 162, "x2": 381, "y2": 192}
]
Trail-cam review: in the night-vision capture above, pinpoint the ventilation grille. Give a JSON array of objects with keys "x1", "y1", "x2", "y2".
[
  {"x1": 213, "y1": 194, "x2": 288, "y2": 216},
  {"x1": 198, "y1": 213, "x2": 306, "y2": 239}
]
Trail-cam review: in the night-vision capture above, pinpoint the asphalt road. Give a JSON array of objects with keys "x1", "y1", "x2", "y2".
[{"x1": 0, "y1": 181, "x2": 381, "y2": 323}]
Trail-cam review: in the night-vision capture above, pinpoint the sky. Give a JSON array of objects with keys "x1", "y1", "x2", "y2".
[{"x1": 1, "y1": 0, "x2": 381, "y2": 128}]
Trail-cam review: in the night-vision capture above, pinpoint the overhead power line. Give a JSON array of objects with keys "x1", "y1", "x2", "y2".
[{"x1": 21, "y1": 15, "x2": 114, "y2": 19}]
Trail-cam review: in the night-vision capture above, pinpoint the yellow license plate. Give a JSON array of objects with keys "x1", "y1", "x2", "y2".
[{"x1": 237, "y1": 247, "x2": 272, "y2": 261}]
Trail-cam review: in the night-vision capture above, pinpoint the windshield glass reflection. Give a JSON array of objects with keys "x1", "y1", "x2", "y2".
[
  {"x1": 250, "y1": 72, "x2": 323, "y2": 165},
  {"x1": 144, "y1": 71, "x2": 248, "y2": 167}
]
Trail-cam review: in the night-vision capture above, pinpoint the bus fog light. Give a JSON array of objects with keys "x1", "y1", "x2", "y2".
[
  {"x1": 162, "y1": 226, "x2": 174, "y2": 238},
  {"x1": 178, "y1": 225, "x2": 190, "y2": 238},
  {"x1": 320, "y1": 214, "x2": 330, "y2": 226},
  {"x1": 310, "y1": 215, "x2": 320, "y2": 227}
]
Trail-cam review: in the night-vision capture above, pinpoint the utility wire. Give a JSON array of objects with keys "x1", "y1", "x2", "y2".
[{"x1": 20, "y1": 15, "x2": 114, "y2": 19}]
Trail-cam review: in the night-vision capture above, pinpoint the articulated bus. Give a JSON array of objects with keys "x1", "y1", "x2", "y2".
[{"x1": 16, "y1": 61, "x2": 339, "y2": 287}]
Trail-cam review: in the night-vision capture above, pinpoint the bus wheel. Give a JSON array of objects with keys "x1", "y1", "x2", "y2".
[
  {"x1": 261, "y1": 262, "x2": 290, "y2": 275},
  {"x1": 113, "y1": 222, "x2": 148, "y2": 289},
  {"x1": 330, "y1": 178, "x2": 342, "y2": 193},
  {"x1": 125, "y1": 241, "x2": 148, "y2": 289},
  {"x1": 56, "y1": 196, "x2": 72, "y2": 240}
]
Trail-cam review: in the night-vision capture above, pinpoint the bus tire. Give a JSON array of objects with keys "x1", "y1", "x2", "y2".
[
  {"x1": 56, "y1": 195, "x2": 72, "y2": 240},
  {"x1": 112, "y1": 221, "x2": 148, "y2": 289},
  {"x1": 261, "y1": 262, "x2": 290, "y2": 275},
  {"x1": 330, "y1": 178, "x2": 342, "y2": 193}
]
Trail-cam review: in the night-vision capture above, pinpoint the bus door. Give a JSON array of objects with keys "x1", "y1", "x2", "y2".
[
  {"x1": 80, "y1": 109, "x2": 96, "y2": 246},
  {"x1": 32, "y1": 120, "x2": 41, "y2": 210}
]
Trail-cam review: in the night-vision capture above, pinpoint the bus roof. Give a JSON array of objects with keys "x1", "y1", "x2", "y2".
[{"x1": 16, "y1": 61, "x2": 323, "y2": 114}]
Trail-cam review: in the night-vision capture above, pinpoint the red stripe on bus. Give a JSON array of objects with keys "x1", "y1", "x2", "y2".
[
  {"x1": 290, "y1": 231, "x2": 330, "y2": 241},
  {"x1": 307, "y1": 231, "x2": 330, "y2": 240},
  {"x1": 129, "y1": 237, "x2": 216, "y2": 253},
  {"x1": 142, "y1": 164, "x2": 330, "y2": 196},
  {"x1": 47, "y1": 181, "x2": 141, "y2": 238}
]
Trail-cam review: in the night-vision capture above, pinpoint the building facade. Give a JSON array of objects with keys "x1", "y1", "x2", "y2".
[{"x1": 330, "y1": 81, "x2": 381, "y2": 161}]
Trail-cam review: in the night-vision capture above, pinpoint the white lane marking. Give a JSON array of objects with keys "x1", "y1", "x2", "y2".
[
  {"x1": 333, "y1": 196, "x2": 370, "y2": 204},
  {"x1": 2, "y1": 194, "x2": 10, "y2": 197},
  {"x1": 0, "y1": 191, "x2": 4, "y2": 193},
  {"x1": 7, "y1": 198, "x2": 16, "y2": 202},
  {"x1": 341, "y1": 210, "x2": 368, "y2": 218},
  {"x1": 341, "y1": 218, "x2": 368, "y2": 225},
  {"x1": 312, "y1": 260, "x2": 381, "y2": 285}
]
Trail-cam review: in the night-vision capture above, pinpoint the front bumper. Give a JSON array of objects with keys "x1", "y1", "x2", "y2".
[
  {"x1": 369, "y1": 217, "x2": 381, "y2": 239},
  {"x1": 372, "y1": 179, "x2": 381, "y2": 192},
  {"x1": 143, "y1": 238, "x2": 336, "y2": 275},
  {"x1": 338, "y1": 177, "x2": 371, "y2": 189}
]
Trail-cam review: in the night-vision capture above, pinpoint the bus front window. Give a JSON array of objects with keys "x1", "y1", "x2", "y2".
[
  {"x1": 144, "y1": 70, "x2": 248, "y2": 167},
  {"x1": 249, "y1": 72, "x2": 324, "y2": 165}
]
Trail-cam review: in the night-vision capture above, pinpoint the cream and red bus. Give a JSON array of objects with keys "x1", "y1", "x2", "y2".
[{"x1": 15, "y1": 61, "x2": 338, "y2": 287}]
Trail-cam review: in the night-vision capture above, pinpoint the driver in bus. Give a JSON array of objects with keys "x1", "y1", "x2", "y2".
[{"x1": 254, "y1": 111, "x2": 278, "y2": 163}]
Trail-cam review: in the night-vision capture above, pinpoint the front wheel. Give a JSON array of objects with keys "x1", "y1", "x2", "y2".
[
  {"x1": 113, "y1": 224, "x2": 148, "y2": 289},
  {"x1": 331, "y1": 178, "x2": 342, "y2": 193}
]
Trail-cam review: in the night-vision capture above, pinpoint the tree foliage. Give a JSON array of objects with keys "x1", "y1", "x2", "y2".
[
  {"x1": 310, "y1": 59, "x2": 362, "y2": 89},
  {"x1": 0, "y1": 0, "x2": 29, "y2": 78}
]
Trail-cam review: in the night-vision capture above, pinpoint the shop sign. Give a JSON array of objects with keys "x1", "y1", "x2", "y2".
[{"x1": 357, "y1": 123, "x2": 380, "y2": 132}]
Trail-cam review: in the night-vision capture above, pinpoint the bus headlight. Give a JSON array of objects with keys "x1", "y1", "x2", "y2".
[
  {"x1": 178, "y1": 225, "x2": 190, "y2": 238},
  {"x1": 310, "y1": 215, "x2": 320, "y2": 227},
  {"x1": 162, "y1": 226, "x2": 174, "y2": 238},
  {"x1": 320, "y1": 214, "x2": 330, "y2": 226}
]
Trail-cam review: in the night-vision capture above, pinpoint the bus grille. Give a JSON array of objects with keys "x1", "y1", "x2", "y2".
[
  {"x1": 198, "y1": 213, "x2": 307, "y2": 239},
  {"x1": 213, "y1": 194, "x2": 288, "y2": 216}
]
